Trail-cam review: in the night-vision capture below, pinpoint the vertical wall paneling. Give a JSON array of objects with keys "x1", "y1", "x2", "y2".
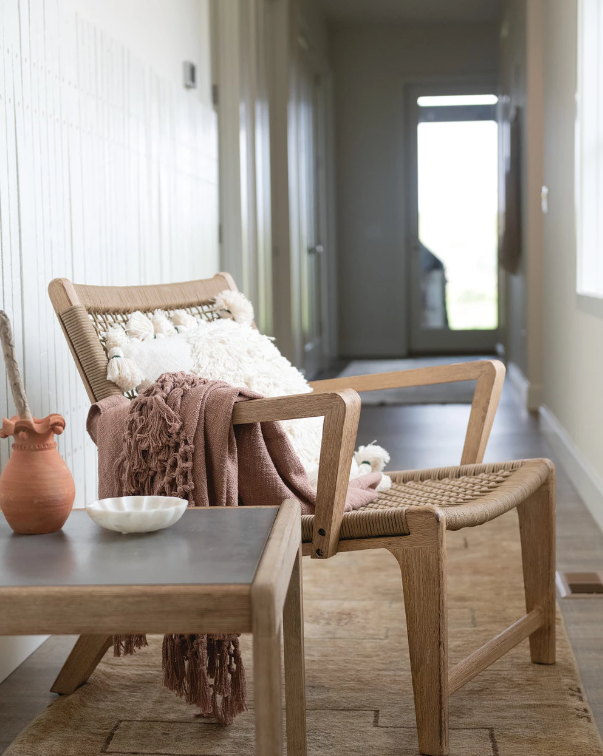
[
  {"x1": 3, "y1": 0, "x2": 22, "y2": 430},
  {"x1": 0, "y1": 0, "x2": 10, "y2": 473},
  {"x1": 0, "y1": 0, "x2": 219, "y2": 508}
]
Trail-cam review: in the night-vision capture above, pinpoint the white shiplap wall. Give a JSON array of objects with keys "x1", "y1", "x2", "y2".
[{"x1": 0, "y1": 0, "x2": 219, "y2": 508}]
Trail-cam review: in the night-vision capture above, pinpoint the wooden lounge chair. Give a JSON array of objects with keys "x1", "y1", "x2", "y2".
[{"x1": 48, "y1": 273, "x2": 555, "y2": 756}]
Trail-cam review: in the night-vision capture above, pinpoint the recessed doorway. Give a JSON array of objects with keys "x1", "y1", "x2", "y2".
[{"x1": 407, "y1": 86, "x2": 501, "y2": 354}]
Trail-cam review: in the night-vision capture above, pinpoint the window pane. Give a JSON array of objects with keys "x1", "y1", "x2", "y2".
[
  {"x1": 418, "y1": 119, "x2": 499, "y2": 330},
  {"x1": 577, "y1": 0, "x2": 603, "y2": 296},
  {"x1": 418, "y1": 94, "x2": 498, "y2": 107}
]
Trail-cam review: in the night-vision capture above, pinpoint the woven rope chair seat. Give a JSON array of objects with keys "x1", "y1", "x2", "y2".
[{"x1": 301, "y1": 458, "x2": 552, "y2": 543}]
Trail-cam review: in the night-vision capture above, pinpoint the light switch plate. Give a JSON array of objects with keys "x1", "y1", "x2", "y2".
[{"x1": 183, "y1": 61, "x2": 196, "y2": 89}]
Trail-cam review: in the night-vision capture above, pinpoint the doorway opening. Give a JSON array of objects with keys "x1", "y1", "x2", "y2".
[{"x1": 408, "y1": 89, "x2": 501, "y2": 354}]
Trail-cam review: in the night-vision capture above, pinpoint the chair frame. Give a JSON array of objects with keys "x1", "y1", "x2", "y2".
[{"x1": 48, "y1": 274, "x2": 555, "y2": 756}]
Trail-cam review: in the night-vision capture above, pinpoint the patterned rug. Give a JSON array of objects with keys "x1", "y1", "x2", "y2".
[
  {"x1": 337, "y1": 357, "x2": 494, "y2": 405},
  {"x1": 5, "y1": 510, "x2": 603, "y2": 755}
]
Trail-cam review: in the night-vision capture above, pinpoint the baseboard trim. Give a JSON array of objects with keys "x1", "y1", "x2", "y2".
[
  {"x1": 540, "y1": 405, "x2": 603, "y2": 534},
  {"x1": 0, "y1": 636, "x2": 49, "y2": 683},
  {"x1": 507, "y1": 361, "x2": 542, "y2": 411}
]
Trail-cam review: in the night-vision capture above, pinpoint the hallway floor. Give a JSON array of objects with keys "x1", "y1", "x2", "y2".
[{"x1": 0, "y1": 378, "x2": 602, "y2": 751}]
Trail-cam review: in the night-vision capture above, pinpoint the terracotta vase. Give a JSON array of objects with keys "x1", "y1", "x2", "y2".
[{"x1": 0, "y1": 414, "x2": 75, "y2": 534}]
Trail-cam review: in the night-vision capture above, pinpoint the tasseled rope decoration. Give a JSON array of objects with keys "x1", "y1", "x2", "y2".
[
  {"x1": 354, "y1": 442, "x2": 392, "y2": 491},
  {"x1": 0, "y1": 311, "x2": 32, "y2": 422},
  {"x1": 104, "y1": 325, "x2": 144, "y2": 393},
  {"x1": 151, "y1": 309, "x2": 176, "y2": 338},
  {"x1": 125, "y1": 311, "x2": 154, "y2": 341},
  {"x1": 213, "y1": 290, "x2": 254, "y2": 326},
  {"x1": 172, "y1": 309, "x2": 199, "y2": 332},
  {"x1": 354, "y1": 442, "x2": 390, "y2": 473}
]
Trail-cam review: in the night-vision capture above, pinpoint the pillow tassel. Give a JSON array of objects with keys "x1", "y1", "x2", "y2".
[
  {"x1": 213, "y1": 290, "x2": 254, "y2": 326},
  {"x1": 152, "y1": 309, "x2": 176, "y2": 337},
  {"x1": 107, "y1": 347, "x2": 144, "y2": 392},
  {"x1": 126, "y1": 311, "x2": 155, "y2": 341},
  {"x1": 172, "y1": 310, "x2": 199, "y2": 332}
]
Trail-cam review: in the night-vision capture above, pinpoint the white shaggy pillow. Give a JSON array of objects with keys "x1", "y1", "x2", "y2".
[
  {"x1": 186, "y1": 320, "x2": 390, "y2": 489},
  {"x1": 186, "y1": 319, "x2": 324, "y2": 480},
  {"x1": 103, "y1": 293, "x2": 391, "y2": 489},
  {"x1": 123, "y1": 334, "x2": 193, "y2": 387}
]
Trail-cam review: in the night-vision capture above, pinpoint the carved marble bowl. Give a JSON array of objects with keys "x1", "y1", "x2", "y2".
[{"x1": 86, "y1": 496, "x2": 188, "y2": 534}]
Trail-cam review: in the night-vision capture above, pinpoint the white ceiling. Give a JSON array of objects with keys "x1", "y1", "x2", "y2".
[{"x1": 316, "y1": 0, "x2": 503, "y2": 25}]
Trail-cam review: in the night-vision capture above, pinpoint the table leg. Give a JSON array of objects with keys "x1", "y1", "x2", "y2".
[
  {"x1": 253, "y1": 625, "x2": 283, "y2": 756},
  {"x1": 51, "y1": 634, "x2": 113, "y2": 694},
  {"x1": 283, "y1": 545, "x2": 307, "y2": 756}
]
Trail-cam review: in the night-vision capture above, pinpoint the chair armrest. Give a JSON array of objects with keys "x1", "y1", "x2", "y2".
[
  {"x1": 309, "y1": 360, "x2": 505, "y2": 466},
  {"x1": 232, "y1": 390, "x2": 361, "y2": 559}
]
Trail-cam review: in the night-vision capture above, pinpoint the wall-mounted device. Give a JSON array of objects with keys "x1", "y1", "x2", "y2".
[{"x1": 183, "y1": 61, "x2": 196, "y2": 89}]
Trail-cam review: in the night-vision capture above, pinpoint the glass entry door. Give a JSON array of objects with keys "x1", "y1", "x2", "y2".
[{"x1": 408, "y1": 90, "x2": 500, "y2": 353}]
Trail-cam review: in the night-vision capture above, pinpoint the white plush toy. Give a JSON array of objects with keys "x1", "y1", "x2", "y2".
[{"x1": 103, "y1": 290, "x2": 392, "y2": 490}]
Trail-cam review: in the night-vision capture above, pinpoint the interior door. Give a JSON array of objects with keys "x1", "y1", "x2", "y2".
[
  {"x1": 297, "y1": 54, "x2": 324, "y2": 377},
  {"x1": 408, "y1": 87, "x2": 501, "y2": 354}
]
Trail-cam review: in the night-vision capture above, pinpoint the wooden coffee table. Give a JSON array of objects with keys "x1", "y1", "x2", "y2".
[{"x1": 0, "y1": 499, "x2": 306, "y2": 756}]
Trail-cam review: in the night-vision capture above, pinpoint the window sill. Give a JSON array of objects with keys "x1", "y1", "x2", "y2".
[{"x1": 576, "y1": 293, "x2": 603, "y2": 319}]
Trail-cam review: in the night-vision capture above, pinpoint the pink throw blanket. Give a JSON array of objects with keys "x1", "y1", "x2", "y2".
[{"x1": 87, "y1": 372, "x2": 381, "y2": 724}]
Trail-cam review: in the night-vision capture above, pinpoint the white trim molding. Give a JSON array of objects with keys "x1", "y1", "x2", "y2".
[
  {"x1": 0, "y1": 636, "x2": 49, "y2": 683},
  {"x1": 577, "y1": 292, "x2": 603, "y2": 320},
  {"x1": 540, "y1": 405, "x2": 603, "y2": 534},
  {"x1": 507, "y1": 361, "x2": 543, "y2": 411}
]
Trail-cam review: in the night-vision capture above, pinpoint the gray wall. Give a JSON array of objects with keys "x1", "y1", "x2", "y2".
[{"x1": 330, "y1": 23, "x2": 500, "y2": 358}]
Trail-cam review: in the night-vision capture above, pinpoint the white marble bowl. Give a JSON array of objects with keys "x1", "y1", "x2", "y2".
[{"x1": 86, "y1": 496, "x2": 188, "y2": 534}]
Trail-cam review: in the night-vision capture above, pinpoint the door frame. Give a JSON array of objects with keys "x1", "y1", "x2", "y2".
[
  {"x1": 290, "y1": 38, "x2": 332, "y2": 377},
  {"x1": 404, "y1": 75, "x2": 502, "y2": 355},
  {"x1": 267, "y1": 0, "x2": 334, "y2": 376},
  {"x1": 211, "y1": 0, "x2": 274, "y2": 336},
  {"x1": 216, "y1": 0, "x2": 335, "y2": 375}
]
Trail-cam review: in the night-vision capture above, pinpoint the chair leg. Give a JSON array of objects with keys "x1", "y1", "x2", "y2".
[
  {"x1": 389, "y1": 507, "x2": 449, "y2": 756},
  {"x1": 51, "y1": 634, "x2": 113, "y2": 694},
  {"x1": 517, "y1": 472, "x2": 556, "y2": 664}
]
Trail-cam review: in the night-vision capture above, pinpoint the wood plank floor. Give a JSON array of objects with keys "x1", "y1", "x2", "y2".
[{"x1": 1, "y1": 380, "x2": 602, "y2": 752}]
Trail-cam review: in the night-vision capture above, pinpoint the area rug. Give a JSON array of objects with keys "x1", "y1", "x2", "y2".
[
  {"x1": 5, "y1": 510, "x2": 603, "y2": 755},
  {"x1": 337, "y1": 357, "x2": 495, "y2": 405}
]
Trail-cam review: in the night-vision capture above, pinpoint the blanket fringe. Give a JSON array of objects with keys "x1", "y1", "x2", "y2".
[
  {"x1": 113, "y1": 635, "x2": 148, "y2": 657},
  {"x1": 110, "y1": 374, "x2": 247, "y2": 724},
  {"x1": 161, "y1": 634, "x2": 246, "y2": 725}
]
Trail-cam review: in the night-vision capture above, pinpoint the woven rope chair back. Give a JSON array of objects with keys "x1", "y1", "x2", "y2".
[{"x1": 48, "y1": 273, "x2": 239, "y2": 404}]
